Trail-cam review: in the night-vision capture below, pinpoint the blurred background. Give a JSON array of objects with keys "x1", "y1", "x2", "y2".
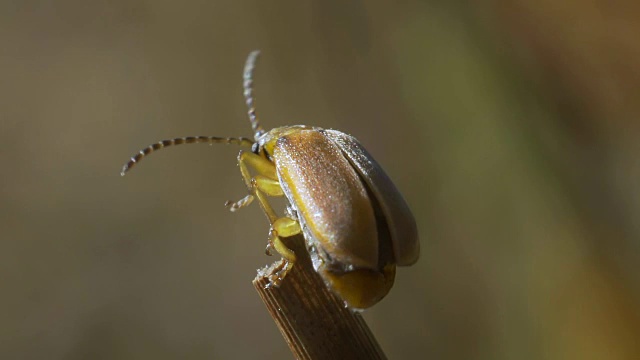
[{"x1": 1, "y1": 1, "x2": 639, "y2": 359}]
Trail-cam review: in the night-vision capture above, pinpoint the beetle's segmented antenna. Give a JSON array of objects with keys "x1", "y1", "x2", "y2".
[
  {"x1": 244, "y1": 50, "x2": 264, "y2": 140},
  {"x1": 120, "y1": 136, "x2": 254, "y2": 176}
]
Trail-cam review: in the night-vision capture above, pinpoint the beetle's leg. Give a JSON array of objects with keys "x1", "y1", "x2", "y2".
[
  {"x1": 238, "y1": 151, "x2": 278, "y2": 188},
  {"x1": 252, "y1": 176, "x2": 284, "y2": 196},
  {"x1": 234, "y1": 150, "x2": 303, "y2": 286},
  {"x1": 239, "y1": 152, "x2": 280, "y2": 223},
  {"x1": 266, "y1": 217, "x2": 301, "y2": 287},
  {"x1": 225, "y1": 177, "x2": 282, "y2": 212},
  {"x1": 226, "y1": 150, "x2": 279, "y2": 213},
  {"x1": 272, "y1": 216, "x2": 301, "y2": 237},
  {"x1": 225, "y1": 194, "x2": 254, "y2": 212}
]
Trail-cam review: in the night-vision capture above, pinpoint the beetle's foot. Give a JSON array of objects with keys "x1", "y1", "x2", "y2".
[
  {"x1": 265, "y1": 260, "x2": 291, "y2": 288},
  {"x1": 265, "y1": 241, "x2": 274, "y2": 256},
  {"x1": 225, "y1": 194, "x2": 254, "y2": 212},
  {"x1": 264, "y1": 223, "x2": 297, "y2": 288}
]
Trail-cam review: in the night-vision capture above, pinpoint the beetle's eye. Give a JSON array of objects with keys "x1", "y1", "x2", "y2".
[{"x1": 251, "y1": 142, "x2": 260, "y2": 154}]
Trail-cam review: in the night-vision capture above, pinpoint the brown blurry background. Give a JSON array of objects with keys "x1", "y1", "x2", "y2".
[{"x1": 1, "y1": 1, "x2": 639, "y2": 359}]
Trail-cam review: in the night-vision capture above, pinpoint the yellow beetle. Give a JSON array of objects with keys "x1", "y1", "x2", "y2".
[{"x1": 121, "y1": 51, "x2": 419, "y2": 309}]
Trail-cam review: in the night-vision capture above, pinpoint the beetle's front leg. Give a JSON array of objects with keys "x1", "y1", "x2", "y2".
[
  {"x1": 225, "y1": 176, "x2": 283, "y2": 212},
  {"x1": 225, "y1": 150, "x2": 279, "y2": 213}
]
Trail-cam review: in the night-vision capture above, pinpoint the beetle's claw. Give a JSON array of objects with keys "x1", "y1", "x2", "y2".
[
  {"x1": 265, "y1": 261, "x2": 289, "y2": 288},
  {"x1": 265, "y1": 242, "x2": 274, "y2": 256},
  {"x1": 224, "y1": 200, "x2": 243, "y2": 212},
  {"x1": 225, "y1": 194, "x2": 255, "y2": 212},
  {"x1": 266, "y1": 274, "x2": 283, "y2": 288},
  {"x1": 265, "y1": 276, "x2": 281, "y2": 289},
  {"x1": 265, "y1": 273, "x2": 281, "y2": 288}
]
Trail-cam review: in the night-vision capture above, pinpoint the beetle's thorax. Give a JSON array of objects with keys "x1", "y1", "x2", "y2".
[{"x1": 257, "y1": 125, "x2": 319, "y2": 156}]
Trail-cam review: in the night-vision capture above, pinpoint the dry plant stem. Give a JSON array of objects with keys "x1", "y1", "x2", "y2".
[{"x1": 253, "y1": 235, "x2": 387, "y2": 360}]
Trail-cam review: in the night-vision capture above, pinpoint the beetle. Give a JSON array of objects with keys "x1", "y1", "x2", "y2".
[{"x1": 121, "y1": 51, "x2": 419, "y2": 309}]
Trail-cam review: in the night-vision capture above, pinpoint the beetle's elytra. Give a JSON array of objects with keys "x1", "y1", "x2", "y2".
[{"x1": 121, "y1": 51, "x2": 419, "y2": 309}]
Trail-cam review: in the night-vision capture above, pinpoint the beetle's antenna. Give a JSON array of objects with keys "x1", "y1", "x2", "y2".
[
  {"x1": 121, "y1": 136, "x2": 254, "y2": 176},
  {"x1": 244, "y1": 50, "x2": 265, "y2": 141}
]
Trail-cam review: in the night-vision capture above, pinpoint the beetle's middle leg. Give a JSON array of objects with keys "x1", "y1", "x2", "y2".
[
  {"x1": 232, "y1": 150, "x2": 302, "y2": 285},
  {"x1": 265, "y1": 217, "x2": 301, "y2": 286}
]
